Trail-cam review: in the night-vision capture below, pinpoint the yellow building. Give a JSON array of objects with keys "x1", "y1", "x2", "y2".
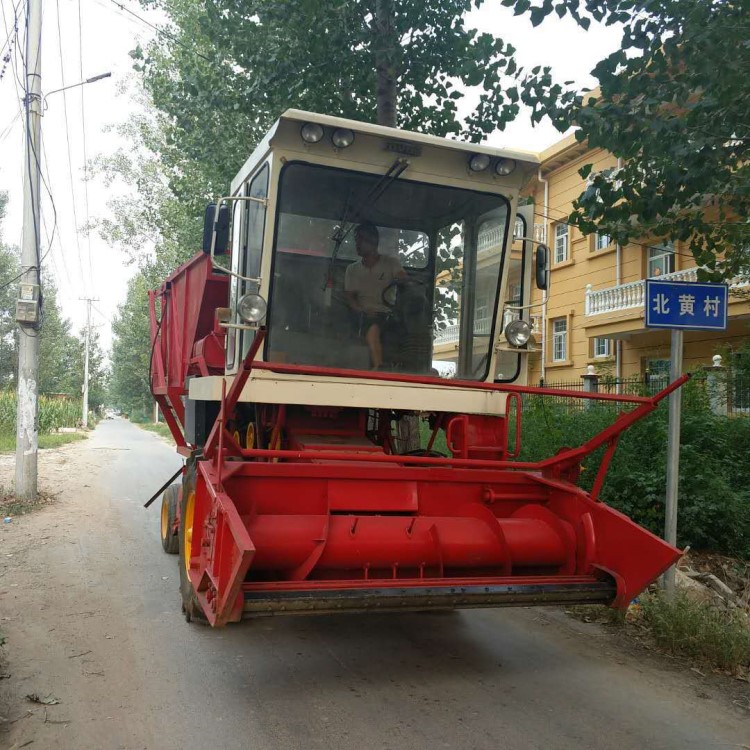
[{"x1": 527, "y1": 134, "x2": 750, "y2": 384}]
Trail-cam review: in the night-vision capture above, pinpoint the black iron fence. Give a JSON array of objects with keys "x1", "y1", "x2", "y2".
[{"x1": 534, "y1": 370, "x2": 750, "y2": 416}]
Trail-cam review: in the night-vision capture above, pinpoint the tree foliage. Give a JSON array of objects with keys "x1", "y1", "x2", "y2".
[
  {"x1": 131, "y1": 0, "x2": 522, "y2": 206},
  {"x1": 0, "y1": 192, "x2": 20, "y2": 387},
  {"x1": 109, "y1": 267, "x2": 163, "y2": 419},
  {"x1": 0, "y1": 191, "x2": 106, "y2": 410},
  {"x1": 506, "y1": 0, "x2": 750, "y2": 280}
]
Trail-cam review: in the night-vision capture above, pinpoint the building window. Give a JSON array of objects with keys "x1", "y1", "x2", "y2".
[
  {"x1": 595, "y1": 232, "x2": 611, "y2": 251},
  {"x1": 648, "y1": 242, "x2": 675, "y2": 277},
  {"x1": 552, "y1": 318, "x2": 567, "y2": 362},
  {"x1": 514, "y1": 216, "x2": 525, "y2": 240},
  {"x1": 554, "y1": 223, "x2": 568, "y2": 263},
  {"x1": 593, "y1": 337, "x2": 611, "y2": 358}
]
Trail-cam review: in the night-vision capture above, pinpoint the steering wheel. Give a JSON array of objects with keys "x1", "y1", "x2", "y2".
[{"x1": 381, "y1": 278, "x2": 428, "y2": 310}]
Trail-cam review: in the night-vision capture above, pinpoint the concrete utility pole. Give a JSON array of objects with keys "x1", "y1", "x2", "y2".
[
  {"x1": 14, "y1": 0, "x2": 43, "y2": 501},
  {"x1": 79, "y1": 297, "x2": 99, "y2": 428}
]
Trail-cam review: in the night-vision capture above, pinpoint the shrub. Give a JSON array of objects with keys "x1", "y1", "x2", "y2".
[
  {"x1": 640, "y1": 592, "x2": 750, "y2": 674},
  {"x1": 518, "y1": 379, "x2": 750, "y2": 559},
  {"x1": 0, "y1": 391, "x2": 83, "y2": 435}
]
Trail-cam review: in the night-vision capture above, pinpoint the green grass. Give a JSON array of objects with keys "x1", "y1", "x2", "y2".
[
  {"x1": 138, "y1": 422, "x2": 173, "y2": 440},
  {"x1": 640, "y1": 591, "x2": 750, "y2": 674},
  {"x1": 0, "y1": 430, "x2": 86, "y2": 453},
  {"x1": 418, "y1": 419, "x2": 448, "y2": 453}
]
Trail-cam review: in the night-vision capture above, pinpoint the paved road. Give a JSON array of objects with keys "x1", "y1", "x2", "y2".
[{"x1": 1, "y1": 419, "x2": 747, "y2": 750}]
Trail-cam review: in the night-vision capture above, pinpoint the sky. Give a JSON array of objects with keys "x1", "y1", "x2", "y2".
[{"x1": 0, "y1": 0, "x2": 623, "y2": 351}]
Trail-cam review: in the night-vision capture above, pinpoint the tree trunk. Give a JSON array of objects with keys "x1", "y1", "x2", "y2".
[{"x1": 375, "y1": 0, "x2": 397, "y2": 127}]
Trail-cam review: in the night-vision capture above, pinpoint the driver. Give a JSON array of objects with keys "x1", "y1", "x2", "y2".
[{"x1": 345, "y1": 222, "x2": 406, "y2": 369}]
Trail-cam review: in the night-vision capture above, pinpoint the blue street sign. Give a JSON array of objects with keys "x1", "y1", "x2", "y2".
[{"x1": 645, "y1": 279, "x2": 728, "y2": 331}]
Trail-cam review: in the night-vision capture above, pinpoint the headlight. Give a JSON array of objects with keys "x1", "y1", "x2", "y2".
[
  {"x1": 300, "y1": 122, "x2": 324, "y2": 144},
  {"x1": 331, "y1": 128, "x2": 355, "y2": 148},
  {"x1": 504, "y1": 319, "x2": 531, "y2": 347},
  {"x1": 468, "y1": 153, "x2": 491, "y2": 172},
  {"x1": 238, "y1": 293, "x2": 267, "y2": 324},
  {"x1": 494, "y1": 157, "x2": 517, "y2": 176}
]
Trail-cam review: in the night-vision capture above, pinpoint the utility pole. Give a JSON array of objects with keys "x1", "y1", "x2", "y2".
[
  {"x1": 79, "y1": 297, "x2": 99, "y2": 428},
  {"x1": 14, "y1": 0, "x2": 42, "y2": 501}
]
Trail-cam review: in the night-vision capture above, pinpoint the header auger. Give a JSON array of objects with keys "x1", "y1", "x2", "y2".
[{"x1": 148, "y1": 110, "x2": 684, "y2": 626}]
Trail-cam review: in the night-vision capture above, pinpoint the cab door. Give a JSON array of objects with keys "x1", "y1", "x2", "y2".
[{"x1": 225, "y1": 164, "x2": 270, "y2": 372}]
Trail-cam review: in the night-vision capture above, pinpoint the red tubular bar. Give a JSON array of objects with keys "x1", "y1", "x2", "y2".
[
  {"x1": 203, "y1": 328, "x2": 267, "y2": 459},
  {"x1": 220, "y1": 373, "x2": 689, "y2": 473},
  {"x1": 251, "y1": 361, "x2": 659, "y2": 404}
]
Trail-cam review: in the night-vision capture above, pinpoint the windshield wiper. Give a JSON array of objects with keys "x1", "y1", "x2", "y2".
[{"x1": 324, "y1": 157, "x2": 410, "y2": 290}]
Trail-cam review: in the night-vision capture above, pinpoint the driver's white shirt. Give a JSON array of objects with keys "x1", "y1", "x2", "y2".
[{"x1": 345, "y1": 254, "x2": 403, "y2": 314}]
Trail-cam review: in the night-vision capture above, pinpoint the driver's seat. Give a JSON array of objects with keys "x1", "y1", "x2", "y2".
[{"x1": 385, "y1": 283, "x2": 433, "y2": 373}]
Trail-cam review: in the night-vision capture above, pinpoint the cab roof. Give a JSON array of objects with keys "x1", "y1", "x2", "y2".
[{"x1": 231, "y1": 109, "x2": 540, "y2": 194}]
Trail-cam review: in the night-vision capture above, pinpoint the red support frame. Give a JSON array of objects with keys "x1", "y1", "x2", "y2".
[{"x1": 146, "y1": 252, "x2": 690, "y2": 626}]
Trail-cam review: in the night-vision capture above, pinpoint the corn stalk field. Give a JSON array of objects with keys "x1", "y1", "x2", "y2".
[{"x1": 0, "y1": 391, "x2": 82, "y2": 434}]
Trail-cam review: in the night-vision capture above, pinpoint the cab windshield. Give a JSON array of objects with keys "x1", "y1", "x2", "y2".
[{"x1": 267, "y1": 162, "x2": 510, "y2": 380}]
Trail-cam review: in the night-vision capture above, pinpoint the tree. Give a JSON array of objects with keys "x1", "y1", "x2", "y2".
[
  {"x1": 505, "y1": 0, "x2": 750, "y2": 280},
  {"x1": 81, "y1": 329, "x2": 109, "y2": 413},
  {"x1": 102, "y1": 0, "x2": 531, "y2": 414},
  {"x1": 0, "y1": 192, "x2": 20, "y2": 387},
  {"x1": 131, "y1": 0, "x2": 522, "y2": 208},
  {"x1": 1, "y1": 192, "x2": 95, "y2": 401},
  {"x1": 36, "y1": 281, "x2": 81, "y2": 396},
  {"x1": 110, "y1": 269, "x2": 160, "y2": 418}
]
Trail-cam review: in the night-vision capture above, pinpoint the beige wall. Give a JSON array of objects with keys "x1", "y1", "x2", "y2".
[{"x1": 526, "y1": 141, "x2": 750, "y2": 384}]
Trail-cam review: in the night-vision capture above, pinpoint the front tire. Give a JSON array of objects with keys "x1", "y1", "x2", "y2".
[
  {"x1": 178, "y1": 463, "x2": 206, "y2": 623},
  {"x1": 160, "y1": 484, "x2": 180, "y2": 554}
]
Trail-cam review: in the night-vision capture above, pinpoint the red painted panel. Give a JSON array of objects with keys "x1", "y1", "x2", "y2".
[{"x1": 327, "y1": 479, "x2": 418, "y2": 512}]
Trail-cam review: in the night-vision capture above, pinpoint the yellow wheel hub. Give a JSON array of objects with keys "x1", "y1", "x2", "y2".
[
  {"x1": 183, "y1": 490, "x2": 196, "y2": 576},
  {"x1": 160, "y1": 495, "x2": 169, "y2": 541}
]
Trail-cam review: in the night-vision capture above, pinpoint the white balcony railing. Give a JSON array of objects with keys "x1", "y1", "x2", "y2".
[
  {"x1": 434, "y1": 313, "x2": 542, "y2": 346},
  {"x1": 478, "y1": 227, "x2": 503, "y2": 253},
  {"x1": 585, "y1": 268, "x2": 748, "y2": 316},
  {"x1": 434, "y1": 316, "x2": 492, "y2": 345}
]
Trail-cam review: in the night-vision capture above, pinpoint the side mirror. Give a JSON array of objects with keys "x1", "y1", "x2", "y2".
[
  {"x1": 535, "y1": 244, "x2": 550, "y2": 290},
  {"x1": 202, "y1": 203, "x2": 230, "y2": 255}
]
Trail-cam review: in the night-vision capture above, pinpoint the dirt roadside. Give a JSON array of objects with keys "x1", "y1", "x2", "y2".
[{"x1": 0, "y1": 437, "x2": 158, "y2": 749}]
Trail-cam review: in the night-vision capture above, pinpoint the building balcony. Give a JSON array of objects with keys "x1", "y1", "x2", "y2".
[
  {"x1": 585, "y1": 268, "x2": 749, "y2": 317},
  {"x1": 434, "y1": 312, "x2": 543, "y2": 347}
]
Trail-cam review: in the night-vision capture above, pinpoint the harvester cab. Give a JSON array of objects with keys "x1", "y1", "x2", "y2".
[{"x1": 149, "y1": 110, "x2": 684, "y2": 627}]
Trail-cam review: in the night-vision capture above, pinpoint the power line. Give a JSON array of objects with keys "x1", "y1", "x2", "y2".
[
  {"x1": 0, "y1": 108, "x2": 21, "y2": 143},
  {"x1": 39, "y1": 132, "x2": 68, "y2": 281},
  {"x1": 0, "y1": 0, "x2": 20, "y2": 60},
  {"x1": 0, "y1": 269, "x2": 25, "y2": 292},
  {"x1": 535, "y1": 205, "x2": 708, "y2": 264},
  {"x1": 105, "y1": 0, "x2": 213, "y2": 63},
  {"x1": 77, "y1": 0, "x2": 94, "y2": 292},
  {"x1": 92, "y1": 302, "x2": 112, "y2": 323},
  {"x1": 55, "y1": 0, "x2": 87, "y2": 291},
  {"x1": 0, "y1": 0, "x2": 24, "y2": 99}
]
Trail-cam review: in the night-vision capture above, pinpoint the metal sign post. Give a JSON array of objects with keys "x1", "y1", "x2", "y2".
[
  {"x1": 645, "y1": 279, "x2": 729, "y2": 596},
  {"x1": 663, "y1": 328, "x2": 683, "y2": 595}
]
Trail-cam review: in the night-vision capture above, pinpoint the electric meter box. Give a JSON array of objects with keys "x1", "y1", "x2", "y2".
[{"x1": 15, "y1": 283, "x2": 40, "y2": 324}]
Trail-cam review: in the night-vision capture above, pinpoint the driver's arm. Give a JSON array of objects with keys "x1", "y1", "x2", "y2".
[
  {"x1": 344, "y1": 263, "x2": 363, "y2": 312},
  {"x1": 390, "y1": 255, "x2": 407, "y2": 282}
]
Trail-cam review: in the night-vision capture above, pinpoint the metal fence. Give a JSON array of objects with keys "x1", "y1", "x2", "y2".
[{"x1": 535, "y1": 371, "x2": 750, "y2": 416}]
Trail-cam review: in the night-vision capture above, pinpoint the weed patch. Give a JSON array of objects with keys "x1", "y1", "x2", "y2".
[
  {"x1": 639, "y1": 592, "x2": 749, "y2": 674},
  {"x1": 0, "y1": 486, "x2": 55, "y2": 516},
  {"x1": 138, "y1": 422, "x2": 173, "y2": 440},
  {"x1": 0, "y1": 430, "x2": 86, "y2": 454}
]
